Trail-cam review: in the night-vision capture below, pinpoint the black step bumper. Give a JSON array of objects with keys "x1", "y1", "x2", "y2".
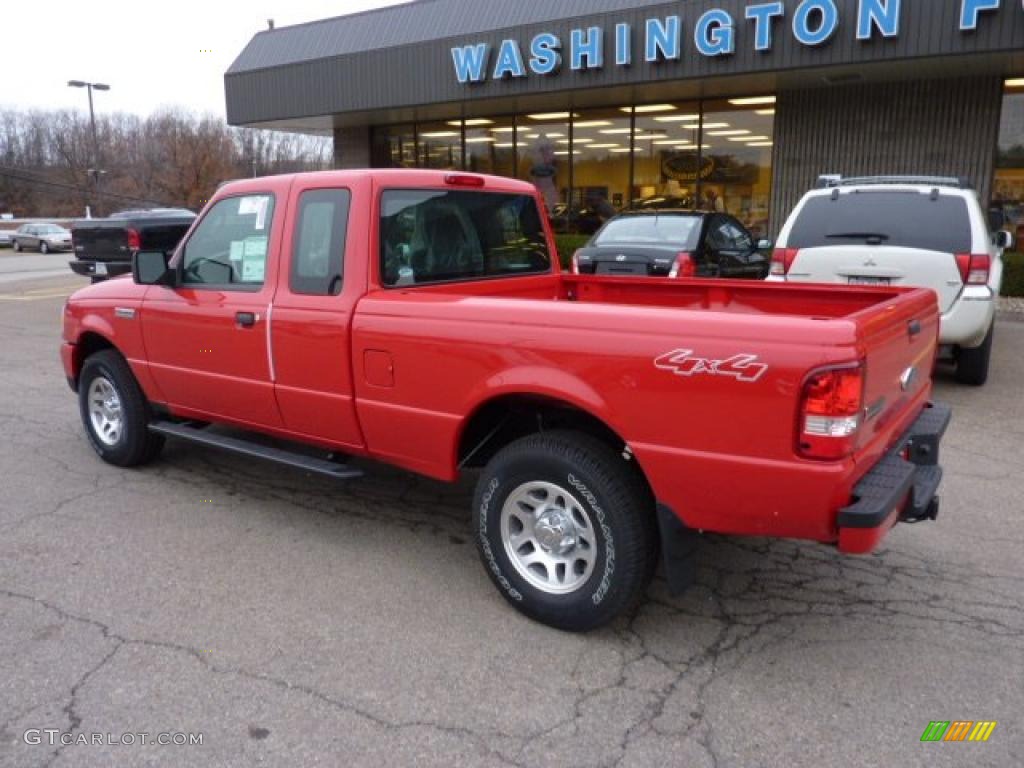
[{"x1": 837, "y1": 403, "x2": 951, "y2": 550}]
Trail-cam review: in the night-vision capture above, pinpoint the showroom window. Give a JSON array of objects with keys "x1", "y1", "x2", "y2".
[
  {"x1": 517, "y1": 111, "x2": 571, "y2": 214},
  {"x1": 417, "y1": 121, "x2": 463, "y2": 170},
  {"x1": 631, "y1": 103, "x2": 701, "y2": 211},
  {"x1": 993, "y1": 79, "x2": 1024, "y2": 242},
  {"x1": 569, "y1": 107, "x2": 633, "y2": 236},
  {"x1": 371, "y1": 124, "x2": 416, "y2": 168},
  {"x1": 699, "y1": 97, "x2": 775, "y2": 240},
  {"x1": 369, "y1": 96, "x2": 775, "y2": 236},
  {"x1": 458, "y1": 117, "x2": 514, "y2": 178}
]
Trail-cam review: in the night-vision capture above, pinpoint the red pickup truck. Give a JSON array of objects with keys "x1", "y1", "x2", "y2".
[{"x1": 61, "y1": 170, "x2": 950, "y2": 631}]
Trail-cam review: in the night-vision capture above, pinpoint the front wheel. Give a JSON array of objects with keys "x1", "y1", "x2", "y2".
[
  {"x1": 39, "y1": 241, "x2": 49, "y2": 254},
  {"x1": 78, "y1": 349, "x2": 164, "y2": 466},
  {"x1": 12, "y1": 240, "x2": 20, "y2": 252},
  {"x1": 473, "y1": 430, "x2": 657, "y2": 632}
]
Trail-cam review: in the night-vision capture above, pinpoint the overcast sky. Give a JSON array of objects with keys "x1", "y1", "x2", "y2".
[{"x1": 2, "y1": 0, "x2": 406, "y2": 119}]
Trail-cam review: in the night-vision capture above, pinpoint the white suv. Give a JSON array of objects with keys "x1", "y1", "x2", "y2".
[{"x1": 768, "y1": 176, "x2": 1012, "y2": 386}]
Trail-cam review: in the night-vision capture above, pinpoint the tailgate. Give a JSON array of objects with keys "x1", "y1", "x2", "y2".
[
  {"x1": 790, "y1": 245, "x2": 963, "y2": 314},
  {"x1": 72, "y1": 226, "x2": 129, "y2": 262},
  {"x1": 139, "y1": 222, "x2": 193, "y2": 252},
  {"x1": 852, "y1": 287, "x2": 939, "y2": 456}
]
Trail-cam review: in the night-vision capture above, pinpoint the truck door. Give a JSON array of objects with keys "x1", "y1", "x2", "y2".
[
  {"x1": 141, "y1": 192, "x2": 284, "y2": 428},
  {"x1": 269, "y1": 179, "x2": 364, "y2": 449}
]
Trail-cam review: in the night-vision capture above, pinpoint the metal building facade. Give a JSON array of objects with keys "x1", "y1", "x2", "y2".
[{"x1": 225, "y1": 0, "x2": 1024, "y2": 234}]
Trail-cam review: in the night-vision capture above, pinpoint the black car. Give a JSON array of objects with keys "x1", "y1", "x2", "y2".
[{"x1": 571, "y1": 210, "x2": 771, "y2": 280}]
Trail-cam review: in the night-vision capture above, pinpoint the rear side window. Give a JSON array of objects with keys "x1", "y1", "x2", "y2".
[
  {"x1": 788, "y1": 192, "x2": 972, "y2": 253},
  {"x1": 291, "y1": 188, "x2": 350, "y2": 296},
  {"x1": 594, "y1": 215, "x2": 702, "y2": 249},
  {"x1": 380, "y1": 190, "x2": 551, "y2": 287}
]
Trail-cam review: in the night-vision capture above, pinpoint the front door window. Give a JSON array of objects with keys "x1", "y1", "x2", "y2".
[{"x1": 181, "y1": 195, "x2": 275, "y2": 288}]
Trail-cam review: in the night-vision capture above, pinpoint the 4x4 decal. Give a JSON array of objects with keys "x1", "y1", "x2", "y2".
[{"x1": 654, "y1": 349, "x2": 768, "y2": 383}]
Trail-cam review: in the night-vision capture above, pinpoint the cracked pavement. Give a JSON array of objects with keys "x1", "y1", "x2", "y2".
[{"x1": 1, "y1": 275, "x2": 1022, "y2": 767}]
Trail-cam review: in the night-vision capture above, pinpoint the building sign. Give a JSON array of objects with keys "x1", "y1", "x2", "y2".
[{"x1": 451, "y1": 0, "x2": 1021, "y2": 84}]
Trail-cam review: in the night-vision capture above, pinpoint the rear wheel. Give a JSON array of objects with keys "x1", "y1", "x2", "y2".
[
  {"x1": 12, "y1": 240, "x2": 20, "y2": 252},
  {"x1": 955, "y1": 322, "x2": 994, "y2": 386},
  {"x1": 473, "y1": 430, "x2": 657, "y2": 632},
  {"x1": 39, "y1": 241, "x2": 49, "y2": 254},
  {"x1": 78, "y1": 350, "x2": 164, "y2": 466}
]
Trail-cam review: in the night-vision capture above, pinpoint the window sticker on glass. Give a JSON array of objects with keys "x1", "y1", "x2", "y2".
[
  {"x1": 255, "y1": 200, "x2": 268, "y2": 230},
  {"x1": 241, "y1": 237, "x2": 267, "y2": 282},
  {"x1": 238, "y1": 195, "x2": 270, "y2": 231},
  {"x1": 243, "y1": 236, "x2": 267, "y2": 258},
  {"x1": 238, "y1": 196, "x2": 264, "y2": 215}
]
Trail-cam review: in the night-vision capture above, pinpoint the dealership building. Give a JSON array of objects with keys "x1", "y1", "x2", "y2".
[{"x1": 225, "y1": 0, "x2": 1024, "y2": 237}]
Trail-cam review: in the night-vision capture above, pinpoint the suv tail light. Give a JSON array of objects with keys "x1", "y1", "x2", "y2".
[
  {"x1": 955, "y1": 253, "x2": 990, "y2": 285},
  {"x1": 669, "y1": 252, "x2": 695, "y2": 279},
  {"x1": 126, "y1": 228, "x2": 141, "y2": 251},
  {"x1": 770, "y1": 248, "x2": 799, "y2": 277},
  {"x1": 798, "y1": 363, "x2": 865, "y2": 460}
]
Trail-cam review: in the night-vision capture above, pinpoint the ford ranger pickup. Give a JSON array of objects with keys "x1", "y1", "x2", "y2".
[{"x1": 61, "y1": 169, "x2": 950, "y2": 631}]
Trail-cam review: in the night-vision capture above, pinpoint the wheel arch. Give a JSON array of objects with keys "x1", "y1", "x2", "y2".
[
  {"x1": 69, "y1": 331, "x2": 118, "y2": 388},
  {"x1": 456, "y1": 392, "x2": 654, "y2": 498}
]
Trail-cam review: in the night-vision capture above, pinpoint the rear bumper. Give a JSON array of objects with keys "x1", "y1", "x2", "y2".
[
  {"x1": 70, "y1": 259, "x2": 131, "y2": 278},
  {"x1": 837, "y1": 402, "x2": 951, "y2": 554},
  {"x1": 939, "y1": 288, "x2": 995, "y2": 348}
]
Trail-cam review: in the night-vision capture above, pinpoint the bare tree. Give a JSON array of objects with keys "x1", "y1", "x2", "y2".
[{"x1": 0, "y1": 107, "x2": 334, "y2": 217}]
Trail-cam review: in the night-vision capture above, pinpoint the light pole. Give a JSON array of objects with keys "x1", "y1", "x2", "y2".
[{"x1": 67, "y1": 80, "x2": 110, "y2": 216}]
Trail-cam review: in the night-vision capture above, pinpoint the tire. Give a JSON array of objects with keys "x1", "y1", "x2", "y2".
[
  {"x1": 40, "y1": 241, "x2": 49, "y2": 254},
  {"x1": 78, "y1": 349, "x2": 164, "y2": 467},
  {"x1": 473, "y1": 430, "x2": 657, "y2": 632},
  {"x1": 955, "y1": 322, "x2": 994, "y2": 386},
  {"x1": 12, "y1": 240, "x2": 20, "y2": 252}
]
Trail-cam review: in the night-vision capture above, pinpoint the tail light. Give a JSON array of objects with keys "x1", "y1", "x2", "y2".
[
  {"x1": 770, "y1": 247, "x2": 799, "y2": 277},
  {"x1": 798, "y1": 363, "x2": 865, "y2": 460},
  {"x1": 126, "y1": 228, "x2": 141, "y2": 251},
  {"x1": 669, "y1": 252, "x2": 695, "y2": 279},
  {"x1": 955, "y1": 253, "x2": 990, "y2": 285},
  {"x1": 571, "y1": 250, "x2": 582, "y2": 274}
]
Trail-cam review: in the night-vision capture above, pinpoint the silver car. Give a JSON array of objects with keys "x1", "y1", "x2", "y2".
[
  {"x1": 12, "y1": 223, "x2": 73, "y2": 253},
  {"x1": 0, "y1": 230, "x2": 12, "y2": 248}
]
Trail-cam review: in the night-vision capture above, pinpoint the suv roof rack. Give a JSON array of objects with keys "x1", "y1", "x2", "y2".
[{"x1": 815, "y1": 175, "x2": 973, "y2": 190}]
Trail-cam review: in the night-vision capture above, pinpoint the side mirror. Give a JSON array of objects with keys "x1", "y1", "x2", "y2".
[
  {"x1": 133, "y1": 250, "x2": 174, "y2": 286},
  {"x1": 756, "y1": 239, "x2": 772, "y2": 251},
  {"x1": 994, "y1": 230, "x2": 1014, "y2": 250},
  {"x1": 988, "y1": 209, "x2": 1006, "y2": 233}
]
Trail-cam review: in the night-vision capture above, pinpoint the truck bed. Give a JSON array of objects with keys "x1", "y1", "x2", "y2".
[{"x1": 401, "y1": 272, "x2": 924, "y2": 320}]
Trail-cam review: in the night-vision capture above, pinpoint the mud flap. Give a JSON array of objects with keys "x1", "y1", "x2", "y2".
[{"x1": 656, "y1": 503, "x2": 700, "y2": 595}]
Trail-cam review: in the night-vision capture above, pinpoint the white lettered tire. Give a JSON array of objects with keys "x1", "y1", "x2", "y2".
[{"x1": 473, "y1": 430, "x2": 657, "y2": 631}]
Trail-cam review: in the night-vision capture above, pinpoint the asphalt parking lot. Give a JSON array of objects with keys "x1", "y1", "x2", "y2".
[{"x1": 1, "y1": 271, "x2": 1022, "y2": 768}]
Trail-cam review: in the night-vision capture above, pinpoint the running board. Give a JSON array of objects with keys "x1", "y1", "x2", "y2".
[{"x1": 149, "y1": 421, "x2": 363, "y2": 480}]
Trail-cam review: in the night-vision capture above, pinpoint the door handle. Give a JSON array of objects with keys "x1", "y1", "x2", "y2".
[{"x1": 235, "y1": 311, "x2": 257, "y2": 328}]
